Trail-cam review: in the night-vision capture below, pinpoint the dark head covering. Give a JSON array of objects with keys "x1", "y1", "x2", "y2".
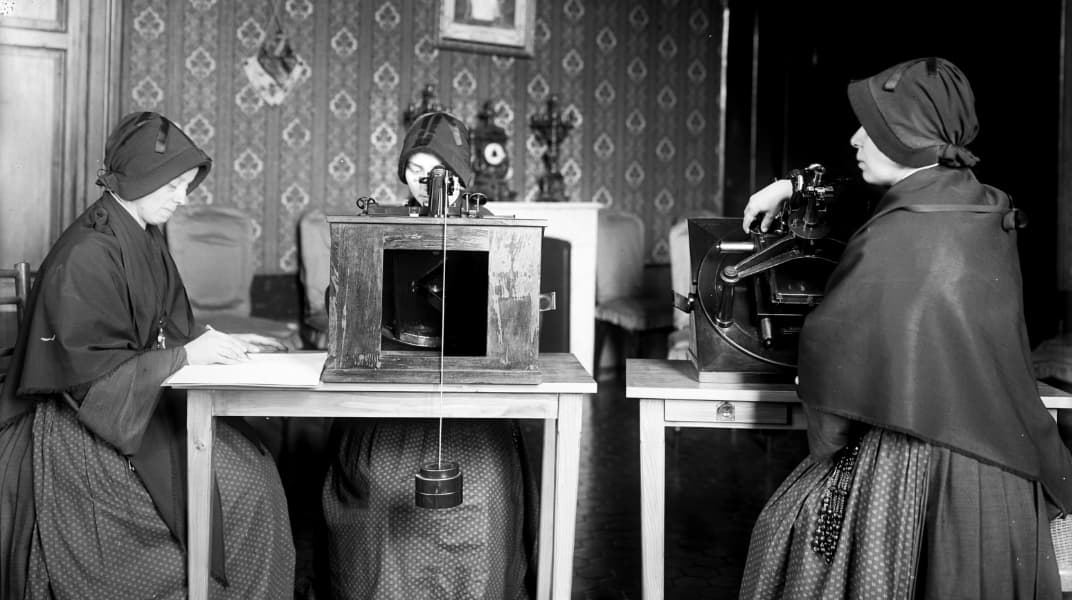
[
  {"x1": 96, "y1": 111, "x2": 212, "y2": 201},
  {"x1": 397, "y1": 111, "x2": 473, "y2": 187},
  {"x1": 847, "y1": 57, "x2": 980, "y2": 168}
]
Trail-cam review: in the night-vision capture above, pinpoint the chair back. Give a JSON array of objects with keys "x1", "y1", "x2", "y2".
[
  {"x1": 298, "y1": 208, "x2": 331, "y2": 318},
  {"x1": 0, "y1": 262, "x2": 30, "y2": 327},
  {"x1": 1, "y1": 261, "x2": 32, "y2": 383},
  {"x1": 1052, "y1": 516, "x2": 1072, "y2": 590},
  {"x1": 596, "y1": 209, "x2": 646, "y2": 304},
  {"x1": 167, "y1": 206, "x2": 255, "y2": 320}
]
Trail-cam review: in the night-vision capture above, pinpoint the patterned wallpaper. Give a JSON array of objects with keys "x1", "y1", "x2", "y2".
[{"x1": 121, "y1": 0, "x2": 725, "y2": 273}]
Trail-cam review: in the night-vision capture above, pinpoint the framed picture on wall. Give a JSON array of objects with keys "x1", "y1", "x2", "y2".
[{"x1": 437, "y1": 0, "x2": 536, "y2": 58}]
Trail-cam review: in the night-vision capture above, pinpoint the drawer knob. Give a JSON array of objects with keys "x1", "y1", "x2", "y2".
[{"x1": 716, "y1": 401, "x2": 736, "y2": 422}]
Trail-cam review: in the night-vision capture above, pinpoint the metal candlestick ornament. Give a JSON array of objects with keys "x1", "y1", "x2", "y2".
[
  {"x1": 403, "y1": 83, "x2": 445, "y2": 129},
  {"x1": 529, "y1": 94, "x2": 576, "y2": 202}
]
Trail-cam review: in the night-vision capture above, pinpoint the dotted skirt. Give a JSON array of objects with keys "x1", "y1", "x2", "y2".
[
  {"x1": 740, "y1": 427, "x2": 1061, "y2": 599},
  {"x1": 26, "y1": 400, "x2": 295, "y2": 599},
  {"x1": 323, "y1": 419, "x2": 533, "y2": 600}
]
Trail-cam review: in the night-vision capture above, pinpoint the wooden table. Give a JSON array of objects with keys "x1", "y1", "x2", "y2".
[
  {"x1": 626, "y1": 358, "x2": 1072, "y2": 599},
  {"x1": 167, "y1": 352, "x2": 595, "y2": 600}
]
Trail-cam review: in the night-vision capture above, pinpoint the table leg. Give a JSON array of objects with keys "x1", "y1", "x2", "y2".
[
  {"x1": 536, "y1": 418, "x2": 558, "y2": 600},
  {"x1": 551, "y1": 393, "x2": 584, "y2": 599},
  {"x1": 187, "y1": 391, "x2": 215, "y2": 600},
  {"x1": 639, "y1": 398, "x2": 665, "y2": 599}
]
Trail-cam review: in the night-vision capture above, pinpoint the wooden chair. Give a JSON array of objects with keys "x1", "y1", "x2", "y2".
[
  {"x1": 297, "y1": 208, "x2": 330, "y2": 350},
  {"x1": 593, "y1": 210, "x2": 674, "y2": 378},
  {"x1": 1051, "y1": 515, "x2": 1072, "y2": 591},
  {"x1": 167, "y1": 205, "x2": 300, "y2": 350},
  {"x1": 1033, "y1": 335, "x2": 1072, "y2": 589},
  {"x1": 0, "y1": 261, "x2": 32, "y2": 384}
]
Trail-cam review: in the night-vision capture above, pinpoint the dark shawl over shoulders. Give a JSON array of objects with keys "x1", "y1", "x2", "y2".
[
  {"x1": 798, "y1": 166, "x2": 1072, "y2": 512},
  {"x1": 0, "y1": 195, "x2": 231, "y2": 599}
]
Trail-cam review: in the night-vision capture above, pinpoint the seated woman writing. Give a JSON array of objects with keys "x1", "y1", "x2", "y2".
[{"x1": 0, "y1": 111, "x2": 294, "y2": 599}]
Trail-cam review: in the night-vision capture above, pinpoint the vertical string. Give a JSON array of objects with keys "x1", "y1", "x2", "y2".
[{"x1": 437, "y1": 197, "x2": 448, "y2": 467}]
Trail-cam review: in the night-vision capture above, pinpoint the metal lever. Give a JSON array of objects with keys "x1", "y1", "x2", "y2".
[{"x1": 673, "y1": 290, "x2": 694, "y2": 313}]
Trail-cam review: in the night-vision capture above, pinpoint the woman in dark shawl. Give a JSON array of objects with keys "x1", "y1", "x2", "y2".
[
  {"x1": 739, "y1": 58, "x2": 1072, "y2": 599},
  {"x1": 0, "y1": 111, "x2": 294, "y2": 599}
]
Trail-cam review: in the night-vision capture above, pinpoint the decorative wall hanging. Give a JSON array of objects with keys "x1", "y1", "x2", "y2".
[
  {"x1": 241, "y1": 0, "x2": 310, "y2": 106},
  {"x1": 437, "y1": 0, "x2": 537, "y2": 58}
]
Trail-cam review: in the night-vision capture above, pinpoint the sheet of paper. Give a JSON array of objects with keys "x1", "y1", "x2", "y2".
[{"x1": 163, "y1": 351, "x2": 326, "y2": 388}]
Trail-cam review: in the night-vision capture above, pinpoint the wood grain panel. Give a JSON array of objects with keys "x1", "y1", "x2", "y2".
[
  {"x1": 383, "y1": 226, "x2": 490, "y2": 251},
  {"x1": 0, "y1": 0, "x2": 65, "y2": 31},
  {"x1": 486, "y1": 225, "x2": 540, "y2": 367},
  {"x1": 326, "y1": 222, "x2": 384, "y2": 369},
  {"x1": 0, "y1": 45, "x2": 63, "y2": 267}
]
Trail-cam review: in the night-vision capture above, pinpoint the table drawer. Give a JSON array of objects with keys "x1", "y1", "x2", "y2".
[{"x1": 664, "y1": 399, "x2": 790, "y2": 425}]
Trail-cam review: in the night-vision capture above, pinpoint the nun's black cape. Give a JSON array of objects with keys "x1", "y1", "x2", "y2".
[
  {"x1": 0, "y1": 194, "x2": 230, "y2": 598},
  {"x1": 798, "y1": 165, "x2": 1072, "y2": 513}
]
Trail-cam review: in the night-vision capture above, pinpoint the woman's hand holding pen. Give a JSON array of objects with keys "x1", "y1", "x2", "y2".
[
  {"x1": 184, "y1": 324, "x2": 258, "y2": 365},
  {"x1": 231, "y1": 332, "x2": 289, "y2": 353}
]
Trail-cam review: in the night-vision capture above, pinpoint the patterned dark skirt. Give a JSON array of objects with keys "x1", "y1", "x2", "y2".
[
  {"x1": 26, "y1": 400, "x2": 295, "y2": 599},
  {"x1": 323, "y1": 419, "x2": 534, "y2": 600},
  {"x1": 741, "y1": 427, "x2": 1061, "y2": 599}
]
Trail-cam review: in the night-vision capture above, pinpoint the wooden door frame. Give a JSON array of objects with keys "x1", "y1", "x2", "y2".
[
  {"x1": 74, "y1": 0, "x2": 124, "y2": 226},
  {"x1": 1059, "y1": 0, "x2": 1072, "y2": 321},
  {"x1": 0, "y1": 0, "x2": 123, "y2": 244}
]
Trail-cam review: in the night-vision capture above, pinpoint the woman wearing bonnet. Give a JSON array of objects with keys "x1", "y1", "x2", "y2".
[
  {"x1": 740, "y1": 58, "x2": 1072, "y2": 598},
  {"x1": 0, "y1": 111, "x2": 293, "y2": 599}
]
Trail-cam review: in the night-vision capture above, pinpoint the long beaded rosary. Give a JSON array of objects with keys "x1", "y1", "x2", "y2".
[{"x1": 810, "y1": 439, "x2": 862, "y2": 563}]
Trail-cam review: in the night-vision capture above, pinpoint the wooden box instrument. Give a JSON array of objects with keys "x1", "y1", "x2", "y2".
[{"x1": 322, "y1": 214, "x2": 548, "y2": 384}]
